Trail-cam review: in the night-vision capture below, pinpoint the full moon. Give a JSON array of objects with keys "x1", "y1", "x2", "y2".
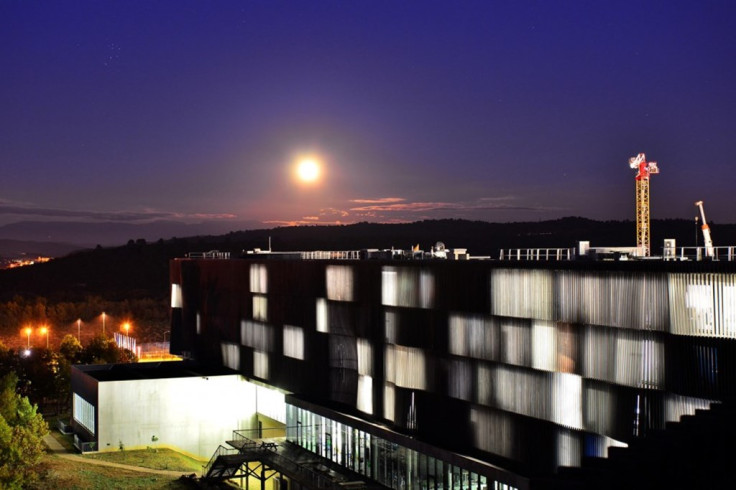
[{"x1": 296, "y1": 158, "x2": 321, "y2": 183}]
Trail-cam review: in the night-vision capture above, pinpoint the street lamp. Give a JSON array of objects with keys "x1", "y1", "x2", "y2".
[
  {"x1": 40, "y1": 326, "x2": 49, "y2": 348},
  {"x1": 123, "y1": 322, "x2": 131, "y2": 337},
  {"x1": 77, "y1": 318, "x2": 82, "y2": 342},
  {"x1": 24, "y1": 327, "x2": 32, "y2": 348},
  {"x1": 102, "y1": 312, "x2": 106, "y2": 335}
]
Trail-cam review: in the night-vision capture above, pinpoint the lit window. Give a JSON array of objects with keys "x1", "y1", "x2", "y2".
[
  {"x1": 316, "y1": 298, "x2": 328, "y2": 333},
  {"x1": 532, "y1": 320, "x2": 556, "y2": 372},
  {"x1": 253, "y1": 295, "x2": 268, "y2": 321},
  {"x1": 552, "y1": 372, "x2": 583, "y2": 429},
  {"x1": 385, "y1": 311, "x2": 397, "y2": 344},
  {"x1": 171, "y1": 284, "x2": 183, "y2": 308},
  {"x1": 254, "y1": 350, "x2": 269, "y2": 379},
  {"x1": 250, "y1": 264, "x2": 268, "y2": 293},
  {"x1": 381, "y1": 266, "x2": 435, "y2": 308},
  {"x1": 241, "y1": 320, "x2": 273, "y2": 351},
  {"x1": 73, "y1": 394, "x2": 95, "y2": 435},
  {"x1": 357, "y1": 375, "x2": 373, "y2": 414},
  {"x1": 221, "y1": 342, "x2": 240, "y2": 370},
  {"x1": 357, "y1": 338, "x2": 373, "y2": 376},
  {"x1": 383, "y1": 383, "x2": 395, "y2": 421},
  {"x1": 392, "y1": 346, "x2": 427, "y2": 390},
  {"x1": 686, "y1": 284, "x2": 714, "y2": 333},
  {"x1": 283, "y1": 325, "x2": 305, "y2": 360},
  {"x1": 326, "y1": 265, "x2": 354, "y2": 301}
]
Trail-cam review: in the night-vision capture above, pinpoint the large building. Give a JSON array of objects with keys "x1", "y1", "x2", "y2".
[{"x1": 164, "y1": 249, "x2": 736, "y2": 489}]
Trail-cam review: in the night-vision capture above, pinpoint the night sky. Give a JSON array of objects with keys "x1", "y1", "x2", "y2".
[{"x1": 2, "y1": 1, "x2": 735, "y2": 236}]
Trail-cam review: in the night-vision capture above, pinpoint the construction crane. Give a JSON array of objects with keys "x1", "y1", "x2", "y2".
[
  {"x1": 628, "y1": 153, "x2": 659, "y2": 256},
  {"x1": 695, "y1": 200, "x2": 714, "y2": 258}
]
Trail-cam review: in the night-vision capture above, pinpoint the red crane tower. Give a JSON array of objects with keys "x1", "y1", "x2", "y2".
[{"x1": 629, "y1": 153, "x2": 659, "y2": 256}]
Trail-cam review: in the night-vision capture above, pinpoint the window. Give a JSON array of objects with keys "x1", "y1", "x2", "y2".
[
  {"x1": 327, "y1": 265, "x2": 354, "y2": 301},
  {"x1": 250, "y1": 264, "x2": 267, "y2": 293},
  {"x1": 73, "y1": 394, "x2": 95, "y2": 435},
  {"x1": 283, "y1": 325, "x2": 305, "y2": 360}
]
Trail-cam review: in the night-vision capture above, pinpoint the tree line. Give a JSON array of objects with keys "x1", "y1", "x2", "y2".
[
  {"x1": 0, "y1": 334, "x2": 137, "y2": 488},
  {"x1": 0, "y1": 295, "x2": 169, "y2": 346}
]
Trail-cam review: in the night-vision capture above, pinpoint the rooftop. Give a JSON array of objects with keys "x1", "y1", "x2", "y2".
[{"x1": 73, "y1": 360, "x2": 239, "y2": 382}]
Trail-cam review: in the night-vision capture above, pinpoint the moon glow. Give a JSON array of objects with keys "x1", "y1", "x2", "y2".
[{"x1": 296, "y1": 158, "x2": 321, "y2": 183}]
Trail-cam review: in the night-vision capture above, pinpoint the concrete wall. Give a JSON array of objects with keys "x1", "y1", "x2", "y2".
[{"x1": 97, "y1": 374, "x2": 257, "y2": 458}]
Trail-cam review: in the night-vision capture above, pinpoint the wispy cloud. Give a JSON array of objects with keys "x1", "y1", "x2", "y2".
[
  {"x1": 0, "y1": 201, "x2": 237, "y2": 223},
  {"x1": 349, "y1": 201, "x2": 459, "y2": 213},
  {"x1": 263, "y1": 218, "x2": 349, "y2": 227},
  {"x1": 319, "y1": 208, "x2": 350, "y2": 218},
  {"x1": 349, "y1": 196, "x2": 560, "y2": 214},
  {"x1": 349, "y1": 197, "x2": 405, "y2": 204}
]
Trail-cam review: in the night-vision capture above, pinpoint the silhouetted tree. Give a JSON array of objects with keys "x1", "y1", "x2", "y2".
[
  {"x1": 58, "y1": 335, "x2": 81, "y2": 363},
  {"x1": 0, "y1": 372, "x2": 48, "y2": 489},
  {"x1": 81, "y1": 334, "x2": 137, "y2": 364}
]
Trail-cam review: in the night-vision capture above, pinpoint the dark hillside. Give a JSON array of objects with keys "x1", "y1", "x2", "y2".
[{"x1": 1, "y1": 218, "x2": 735, "y2": 303}]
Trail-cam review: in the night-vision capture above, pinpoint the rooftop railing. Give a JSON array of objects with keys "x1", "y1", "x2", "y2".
[
  {"x1": 187, "y1": 250, "x2": 230, "y2": 259},
  {"x1": 499, "y1": 245, "x2": 736, "y2": 261},
  {"x1": 499, "y1": 248, "x2": 575, "y2": 261}
]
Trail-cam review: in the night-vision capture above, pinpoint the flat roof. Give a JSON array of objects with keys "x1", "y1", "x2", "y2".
[{"x1": 73, "y1": 360, "x2": 240, "y2": 382}]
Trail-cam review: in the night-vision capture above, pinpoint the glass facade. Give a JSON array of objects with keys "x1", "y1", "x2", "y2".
[
  {"x1": 286, "y1": 403, "x2": 506, "y2": 490},
  {"x1": 73, "y1": 393, "x2": 95, "y2": 435}
]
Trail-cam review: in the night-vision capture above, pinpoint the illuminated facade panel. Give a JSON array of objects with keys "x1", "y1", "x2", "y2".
[
  {"x1": 326, "y1": 265, "x2": 354, "y2": 301},
  {"x1": 500, "y1": 319, "x2": 531, "y2": 367},
  {"x1": 582, "y1": 326, "x2": 664, "y2": 389},
  {"x1": 241, "y1": 320, "x2": 273, "y2": 352},
  {"x1": 221, "y1": 342, "x2": 240, "y2": 370},
  {"x1": 531, "y1": 320, "x2": 556, "y2": 372},
  {"x1": 491, "y1": 269, "x2": 554, "y2": 320},
  {"x1": 357, "y1": 338, "x2": 373, "y2": 376},
  {"x1": 170, "y1": 283, "x2": 183, "y2": 308},
  {"x1": 670, "y1": 273, "x2": 736, "y2": 338},
  {"x1": 249, "y1": 263, "x2": 267, "y2": 293},
  {"x1": 283, "y1": 325, "x2": 305, "y2": 360},
  {"x1": 556, "y1": 271, "x2": 669, "y2": 331},
  {"x1": 449, "y1": 313, "x2": 498, "y2": 360},
  {"x1": 252, "y1": 294, "x2": 268, "y2": 321},
  {"x1": 73, "y1": 393, "x2": 95, "y2": 435},
  {"x1": 357, "y1": 374, "x2": 373, "y2": 414},
  {"x1": 382, "y1": 266, "x2": 435, "y2": 308},
  {"x1": 253, "y1": 350, "x2": 269, "y2": 379},
  {"x1": 316, "y1": 298, "x2": 328, "y2": 333},
  {"x1": 387, "y1": 345, "x2": 427, "y2": 390}
]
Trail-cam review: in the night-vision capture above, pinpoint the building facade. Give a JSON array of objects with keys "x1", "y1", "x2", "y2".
[
  {"x1": 70, "y1": 362, "x2": 259, "y2": 457},
  {"x1": 169, "y1": 255, "x2": 736, "y2": 488}
]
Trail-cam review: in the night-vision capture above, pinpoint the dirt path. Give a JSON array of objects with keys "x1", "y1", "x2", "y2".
[{"x1": 43, "y1": 433, "x2": 199, "y2": 478}]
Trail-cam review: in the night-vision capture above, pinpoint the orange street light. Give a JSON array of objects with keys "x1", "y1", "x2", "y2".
[
  {"x1": 102, "y1": 312, "x2": 106, "y2": 335},
  {"x1": 123, "y1": 322, "x2": 131, "y2": 336},
  {"x1": 40, "y1": 326, "x2": 49, "y2": 348},
  {"x1": 23, "y1": 327, "x2": 32, "y2": 348},
  {"x1": 77, "y1": 318, "x2": 82, "y2": 341}
]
